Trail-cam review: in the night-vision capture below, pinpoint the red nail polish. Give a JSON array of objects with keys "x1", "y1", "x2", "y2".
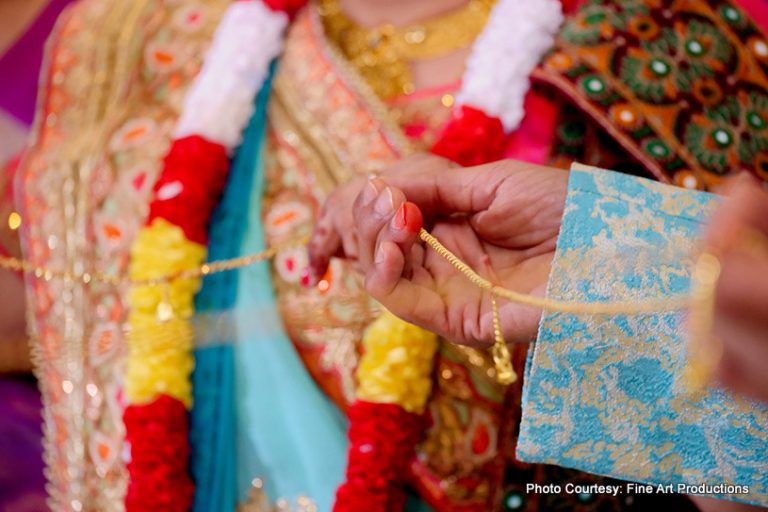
[
  {"x1": 393, "y1": 204, "x2": 407, "y2": 230},
  {"x1": 300, "y1": 268, "x2": 311, "y2": 287}
]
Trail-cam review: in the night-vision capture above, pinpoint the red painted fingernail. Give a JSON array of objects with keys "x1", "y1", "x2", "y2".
[
  {"x1": 300, "y1": 268, "x2": 311, "y2": 287},
  {"x1": 393, "y1": 204, "x2": 407, "y2": 230}
]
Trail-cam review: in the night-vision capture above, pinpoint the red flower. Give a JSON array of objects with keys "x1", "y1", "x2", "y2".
[
  {"x1": 431, "y1": 105, "x2": 506, "y2": 166},
  {"x1": 333, "y1": 401, "x2": 424, "y2": 512},
  {"x1": 147, "y1": 135, "x2": 230, "y2": 245},
  {"x1": 262, "y1": 0, "x2": 307, "y2": 19},
  {"x1": 124, "y1": 395, "x2": 194, "y2": 512}
]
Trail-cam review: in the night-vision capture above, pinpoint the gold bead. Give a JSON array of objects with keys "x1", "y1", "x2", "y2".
[
  {"x1": 404, "y1": 26, "x2": 426, "y2": 44},
  {"x1": 7, "y1": 212, "x2": 21, "y2": 230}
]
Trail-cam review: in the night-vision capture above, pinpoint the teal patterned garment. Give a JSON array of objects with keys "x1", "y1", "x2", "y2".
[{"x1": 518, "y1": 164, "x2": 768, "y2": 507}]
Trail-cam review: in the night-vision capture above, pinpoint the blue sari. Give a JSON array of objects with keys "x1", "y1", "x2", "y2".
[{"x1": 190, "y1": 67, "x2": 347, "y2": 512}]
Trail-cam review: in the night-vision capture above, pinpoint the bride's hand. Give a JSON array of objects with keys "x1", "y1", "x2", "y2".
[
  {"x1": 350, "y1": 160, "x2": 568, "y2": 348},
  {"x1": 307, "y1": 153, "x2": 456, "y2": 283}
]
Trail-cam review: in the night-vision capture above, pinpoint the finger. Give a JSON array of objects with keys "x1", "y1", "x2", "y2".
[
  {"x1": 365, "y1": 240, "x2": 448, "y2": 333},
  {"x1": 380, "y1": 164, "x2": 499, "y2": 218},
  {"x1": 713, "y1": 250, "x2": 768, "y2": 403},
  {"x1": 497, "y1": 284, "x2": 546, "y2": 344},
  {"x1": 381, "y1": 159, "x2": 555, "y2": 219},
  {"x1": 355, "y1": 185, "x2": 406, "y2": 272},
  {"x1": 715, "y1": 250, "x2": 768, "y2": 320},
  {"x1": 703, "y1": 174, "x2": 768, "y2": 254},
  {"x1": 338, "y1": 228, "x2": 359, "y2": 261},
  {"x1": 307, "y1": 213, "x2": 341, "y2": 285},
  {"x1": 379, "y1": 201, "x2": 423, "y2": 278},
  {"x1": 715, "y1": 315, "x2": 768, "y2": 404},
  {"x1": 308, "y1": 179, "x2": 382, "y2": 285}
]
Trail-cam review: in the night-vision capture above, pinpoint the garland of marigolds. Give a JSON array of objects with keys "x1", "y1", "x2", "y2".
[{"x1": 121, "y1": 1, "x2": 296, "y2": 510}]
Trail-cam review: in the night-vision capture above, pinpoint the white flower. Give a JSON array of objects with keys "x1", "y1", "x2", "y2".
[
  {"x1": 457, "y1": 0, "x2": 564, "y2": 131},
  {"x1": 174, "y1": 1, "x2": 288, "y2": 150}
]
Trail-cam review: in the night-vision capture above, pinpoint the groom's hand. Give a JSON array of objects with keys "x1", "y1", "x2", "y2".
[{"x1": 348, "y1": 160, "x2": 568, "y2": 347}]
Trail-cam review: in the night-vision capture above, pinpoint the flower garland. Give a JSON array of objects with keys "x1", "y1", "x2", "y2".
[
  {"x1": 123, "y1": 2, "x2": 294, "y2": 511},
  {"x1": 335, "y1": 1, "x2": 563, "y2": 510},
  {"x1": 433, "y1": 0, "x2": 563, "y2": 165},
  {"x1": 334, "y1": 312, "x2": 437, "y2": 512},
  {"x1": 122, "y1": 0, "x2": 562, "y2": 509}
]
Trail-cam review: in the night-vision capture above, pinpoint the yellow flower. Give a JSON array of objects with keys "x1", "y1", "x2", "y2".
[
  {"x1": 129, "y1": 218, "x2": 206, "y2": 320},
  {"x1": 125, "y1": 317, "x2": 194, "y2": 407},
  {"x1": 356, "y1": 309, "x2": 438, "y2": 414},
  {"x1": 125, "y1": 218, "x2": 205, "y2": 408}
]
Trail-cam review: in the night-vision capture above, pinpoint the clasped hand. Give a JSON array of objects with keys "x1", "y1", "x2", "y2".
[
  {"x1": 308, "y1": 154, "x2": 567, "y2": 346},
  {"x1": 308, "y1": 154, "x2": 768, "y2": 404}
]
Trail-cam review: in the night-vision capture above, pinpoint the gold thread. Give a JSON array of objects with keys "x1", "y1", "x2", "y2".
[
  {"x1": 0, "y1": 236, "x2": 306, "y2": 287},
  {"x1": 3, "y1": 224, "x2": 723, "y2": 390},
  {"x1": 418, "y1": 228, "x2": 692, "y2": 314},
  {"x1": 0, "y1": 229, "x2": 708, "y2": 313},
  {"x1": 684, "y1": 252, "x2": 722, "y2": 392},
  {"x1": 491, "y1": 294, "x2": 516, "y2": 385}
]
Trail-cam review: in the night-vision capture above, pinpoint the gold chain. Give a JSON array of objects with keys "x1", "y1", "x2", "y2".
[
  {"x1": 418, "y1": 229, "x2": 692, "y2": 314},
  {"x1": 1, "y1": 228, "x2": 698, "y2": 310},
  {"x1": 317, "y1": 0, "x2": 495, "y2": 98},
  {"x1": 2, "y1": 226, "x2": 722, "y2": 390},
  {"x1": 684, "y1": 253, "x2": 722, "y2": 393},
  {"x1": 0, "y1": 236, "x2": 307, "y2": 287},
  {"x1": 491, "y1": 294, "x2": 516, "y2": 385},
  {"x1": 418, "y1": 228, "x2": 720, "y2": 390}
]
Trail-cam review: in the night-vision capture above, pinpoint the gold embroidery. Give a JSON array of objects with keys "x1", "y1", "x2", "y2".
[
  {"x1": 20, "y1": 1, "x2": 228, "y2": 509},
  {"x1": 237, "y1": 478, "x2": 318, "y2": 512}
]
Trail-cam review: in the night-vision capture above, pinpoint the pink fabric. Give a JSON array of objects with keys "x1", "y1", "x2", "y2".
[
  {"x1": 735, "y1": 0, "x2": 768, "y2": 33},
  {"x1": 502, "y1": 89, "x2": 560, "y2": 165}
]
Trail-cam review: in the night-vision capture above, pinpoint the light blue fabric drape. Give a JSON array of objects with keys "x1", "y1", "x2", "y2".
[
  {"x1": 231, "y1": 131, "x2": 348, "y2": 510},
  {"x1": 191, "y1": 63, "x2": 348, "y2": 512},
  {"x1": 191, "y1": 66, "x2": 276, "y2": 512}
]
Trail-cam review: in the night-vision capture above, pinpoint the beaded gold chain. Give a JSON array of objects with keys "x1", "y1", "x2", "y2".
[
  {"x1": 1, "y1": 225, "x2": 722, "y2": 390},
  {"x1": 418, "y1": 228, "x2": 720, "y2": 389},
  {"x1": 0, "y1": 237, "x2": 305, "y2": 287}
]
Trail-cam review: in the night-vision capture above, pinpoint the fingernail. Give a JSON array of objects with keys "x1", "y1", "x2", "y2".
[
  {"x1": 360, "y1": 179, "x2": 379, "y2": 205},
  {"x1": 375, "y1": 244, "x2": 386, "y2": 265},
  {"x1": 374, "y1": 188, "x2": 394, "y2": 216},
  {"x1": 393, "y1": 204, "x2": 407, "y2": 230},
  {"x1": 300, "y1": 268, "x2": 311, "y2": 287}
]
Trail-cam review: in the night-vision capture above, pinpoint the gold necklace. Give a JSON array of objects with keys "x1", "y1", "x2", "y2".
[{"x1": 317, "y1": 0, "x2": 495, "y2": 98}]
